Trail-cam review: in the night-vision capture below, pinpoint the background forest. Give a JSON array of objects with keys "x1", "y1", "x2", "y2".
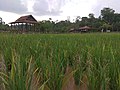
[{"x1": 0, "y1": 7, "x2": 120, "y2": 33}]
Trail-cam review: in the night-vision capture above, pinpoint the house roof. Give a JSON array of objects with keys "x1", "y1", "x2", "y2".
[
  {"x1": 10, "y1": 15, "x2": 38, "y2": 24},
  {"x1": 79, "y1": 26, "x2": 91, "y2": 30}
]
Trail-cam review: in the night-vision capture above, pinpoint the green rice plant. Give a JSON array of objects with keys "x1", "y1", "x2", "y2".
[
  {"x1": 0, "y1": 49, "x2": 43, "y2": 90},
  {"x1": 0, "y1": 33, "x2": 119, "y2": 90}
]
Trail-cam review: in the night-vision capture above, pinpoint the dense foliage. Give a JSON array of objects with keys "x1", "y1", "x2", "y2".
[
  {"x1": 36, "y1": 7, "x2": 120, "y2": 33},
  {"x1": 0, "y1": 17, "x2": 8, "y2": 31},
  {"x1": 1, "y1": 7, "x2": 120, "y2": 33}
]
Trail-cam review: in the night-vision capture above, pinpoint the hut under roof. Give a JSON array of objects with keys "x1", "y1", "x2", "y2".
[
  {"x1": 79, "y1": 26, "x2": 91, "y2": 32},
  {"x1": 9, "y1": 15, "x2": 38, "y2": 32},
  {"x1": 69, "y1": 26, "x2": 91, "y2": 33}
]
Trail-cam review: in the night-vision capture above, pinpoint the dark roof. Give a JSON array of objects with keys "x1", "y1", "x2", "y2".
[{"x1": 10, "y1": 15, "x2": 38, "y2": 24}]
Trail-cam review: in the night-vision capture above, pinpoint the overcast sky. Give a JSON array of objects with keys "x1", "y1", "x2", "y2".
[{"x1": 0, "y1": 0, "x2": 120, "y2": 24}]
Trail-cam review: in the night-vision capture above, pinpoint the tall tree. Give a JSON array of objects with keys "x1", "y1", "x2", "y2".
[
  {"x1": 113, "y1": 13, "x2": 120, "y2": 22},
  {"x1": 101, "y1": 7, "x2": 115, "y2": 24},
  {"x1": 88, "y1": 13, "x2": 95, "y2": 19}
]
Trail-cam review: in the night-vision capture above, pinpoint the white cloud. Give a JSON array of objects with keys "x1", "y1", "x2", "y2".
[
  {"x1": 33, "y1": 0, "x2": 97, "y2": 17},
  {"x1": 1, "y1": 0, "x2": 120, "y2": 23},
  {"x1": 93, "y1": 0, "x2": 120, "y2": 17},
  {"x1": 33, "y1": 0, "x2": 51, "y2": 15},
  {"x1": 61, "y1": 0, "x2": 97, "y2": 17},
  {"x1": 33, "y1": 0, "x2": 70, "y2": 16},
  {"x1": 0, "y1": 11, "x2": 21, "y2": 24},
  {"x1": 0, "y1": 0, "x2": 27, "y2": 14}
]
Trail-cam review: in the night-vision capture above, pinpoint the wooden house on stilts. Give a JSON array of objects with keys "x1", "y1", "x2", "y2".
[{"x1": 9, "y1": 15, "x2": 38, "y2": 32}]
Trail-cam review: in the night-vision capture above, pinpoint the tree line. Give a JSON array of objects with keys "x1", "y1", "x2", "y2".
[
  {"x1": 1, "y1": 7, "x2": 120, "y2": 33},
  {"x1": 36, "y1": 7, "x2": 120, "y2": 33},
  {"x1": 0, "y1": 17, "x2": 7, "y2": 31}
]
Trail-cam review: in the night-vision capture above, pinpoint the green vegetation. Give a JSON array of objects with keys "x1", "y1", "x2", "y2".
[
  {"x1": 0, "y1": 17, "x2": 8, "y2": 31},
  {"x1": 36, "y1": 7, "x2": 120, "y2": 33},
  {"x1": 1, "y1": 7, "x2": 120, "y2": 33},
  {"x1": 0, "y1": 33, "x2": 120, "y2": 90}
]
